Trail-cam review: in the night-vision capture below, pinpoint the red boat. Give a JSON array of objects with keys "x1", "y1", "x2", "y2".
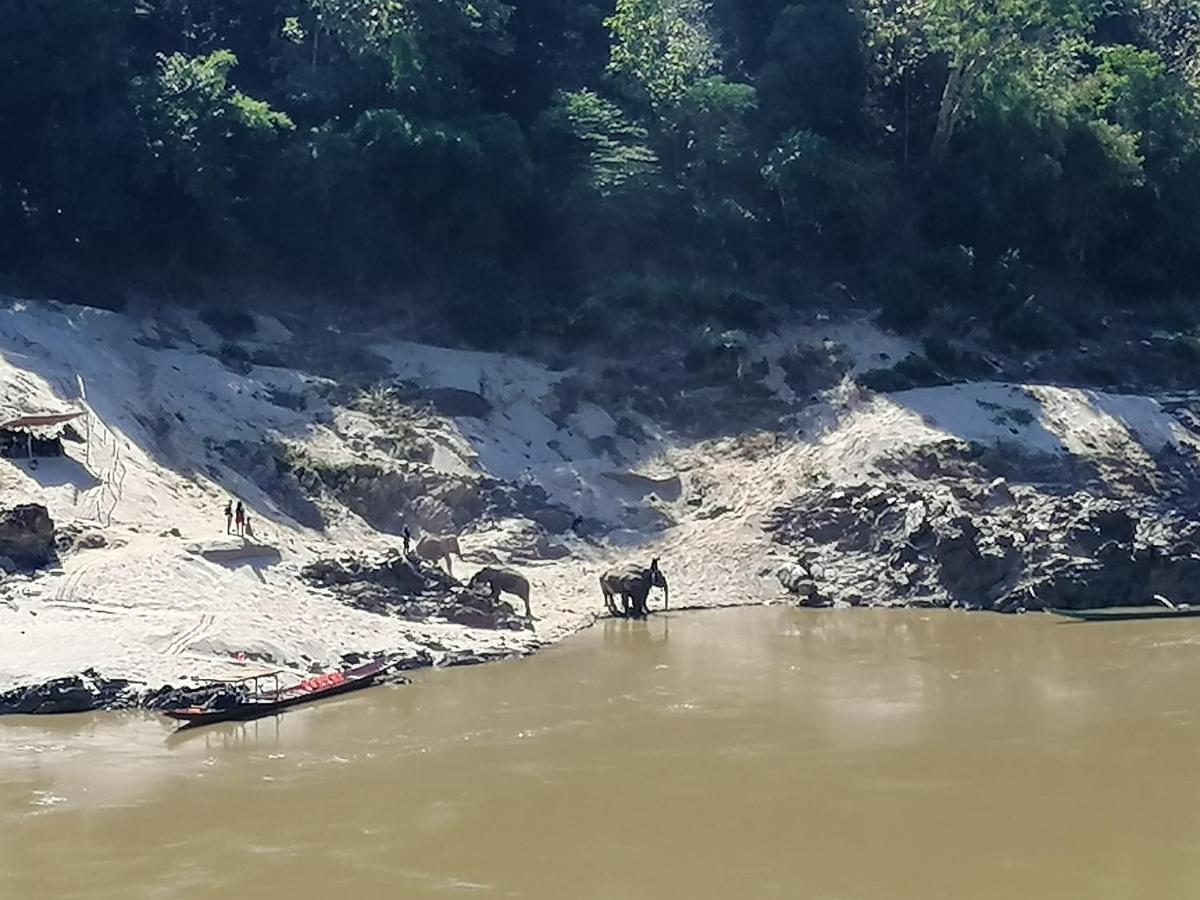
[{"x1": 161, "y1": 659, "x2": 392, "y2": 728}]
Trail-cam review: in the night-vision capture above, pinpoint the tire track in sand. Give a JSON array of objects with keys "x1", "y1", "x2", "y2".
[{"x1": 164, "y1": 612, "x2": 216, "y2": 656}]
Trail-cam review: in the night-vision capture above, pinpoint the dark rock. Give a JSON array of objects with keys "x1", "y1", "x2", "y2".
[
  {"x1": 777, "y1": 563, "x2": 816, "y2": 598},
  {"x1": 439, "y1": 648, "x2": 522, "y2": 668},
  {"x1": 422, "y1": 388, "x2": 492, "y2": 419},
  {"x1": 302, "y1": 552, "x2": 528, "y2": 630},
  {"x1": 528, "y1": 505, "x2": 576, "y2": 534},
  {"x1": 767, "y1": 469, "x2": 1200, "y2": 614},
  {"x1": 0, "y1": 504, "x2": 56, "y2": 569},
  {"x1": 1092, "y1": 509, "x2": 1137, "y2": 544},
  {"x1": 302, "y1": 550, "x2": 453, "y2": 594},
  {"x1": 1071, "y1": 508, "x2": 1137, "y2": 556},
  {"x1": 0, "y1": 670, "x2": 135, "y2": 715},
  {"x1": 389, "y1": 650, "x2": 435, "y2": 671},
  {"x1": 76, "y1": 531, "x2": 107, "y2": 550},
  {"x1": 978, "y1": 478, "x2": 1016, "y2": 508}
]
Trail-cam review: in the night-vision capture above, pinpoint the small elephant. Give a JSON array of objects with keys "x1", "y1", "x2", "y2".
[
  {"x1": 599, "y1": 558, "x2": 668, "y2": 619},
  {"x1": 468, "y1": 566, "x2": 532, "y2": 618},
  {"x1": 416, "y1": 535, "x2": 462, "y2": 575}
]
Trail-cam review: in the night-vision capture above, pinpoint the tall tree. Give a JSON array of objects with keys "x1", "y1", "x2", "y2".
[
  {"x1": 606, "y1": 0, "x2": 718, "y2": 108},
  {"x1": 924, "y1": 0, "x2": 1097, "y2": 164}
]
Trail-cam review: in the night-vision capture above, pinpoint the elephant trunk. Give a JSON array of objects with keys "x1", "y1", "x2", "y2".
[{"x1": 662, "y1": 578, "x2": 669, "y2": 610}]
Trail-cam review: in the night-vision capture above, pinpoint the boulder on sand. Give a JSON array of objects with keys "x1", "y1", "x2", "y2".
[
  {"x1": 0, "y1": 669, "x2": 135, "y2": 715},
  {"x1": 0, "y1": 504, "x2": 56, "y2": 569}
]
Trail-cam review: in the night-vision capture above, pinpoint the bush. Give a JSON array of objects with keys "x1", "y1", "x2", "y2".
[
  {"x1": 922, "y1": 335, "x2": 989, "y2": 378},
  {"x1": 858, "y1": 354, "x2": 948, "y2": 393},
  {"x1": 992, "y1": 298, "x2": 1068, "y2": 351},
  {"x1": 1166, "y1": 334, "x2": 1200, "y2": 364}
]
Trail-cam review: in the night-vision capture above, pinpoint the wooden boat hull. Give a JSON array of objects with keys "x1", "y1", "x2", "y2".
[
  {"x1": 162, "y1": 660, "x2": 391, "y2": 728},
  {"x1": 1049, "y1": 605, "x2": 1200, "y2": 622}
]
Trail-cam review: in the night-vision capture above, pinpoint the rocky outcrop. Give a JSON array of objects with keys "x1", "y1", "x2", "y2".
[
  {"x1": 0, "y1": 669, "x2": 137, "y2": 714},
  {"x1": 301, "y1": 550, "x2": 530, "y2": 630},
  {"x1": 768, "y1": 477, "x2": 1200, "y2": 613},
  {"x1": 302, "y1": 550, "x2": 456, "y2": 595},
  {"x1": 0, "y1": 504, "x2": 56, "y2": 569}
]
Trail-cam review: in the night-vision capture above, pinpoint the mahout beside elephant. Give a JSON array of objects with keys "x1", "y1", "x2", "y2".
[
  {"x1": 468, "y1": 566, "x2": 532, "y2": 618},
  {"x1": 599, "y1": 558, "x2": 668, "y2": 618}
]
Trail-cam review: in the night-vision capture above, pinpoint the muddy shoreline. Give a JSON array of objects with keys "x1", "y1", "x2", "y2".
[{"x1": 0, "y1": 602, "x2": 767, "y2": 716}]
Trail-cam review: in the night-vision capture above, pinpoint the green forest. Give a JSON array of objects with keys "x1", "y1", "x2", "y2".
[{"x1": 4, "y1": 0, "x2": 1200, "y2": 344}]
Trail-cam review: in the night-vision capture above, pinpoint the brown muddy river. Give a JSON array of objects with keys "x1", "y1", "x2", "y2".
[{"x1": 5, "y1": 607, "x2": 1200, "y2": 899}]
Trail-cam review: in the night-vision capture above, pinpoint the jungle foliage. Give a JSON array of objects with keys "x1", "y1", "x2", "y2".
[{"x1": 4, "y1": 0, "x2": 1200, "y2": 340}]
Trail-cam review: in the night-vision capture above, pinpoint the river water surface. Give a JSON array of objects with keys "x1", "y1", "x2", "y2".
[{"x1": 5, "y1": 607, "x2": 1200, "y2": 899}]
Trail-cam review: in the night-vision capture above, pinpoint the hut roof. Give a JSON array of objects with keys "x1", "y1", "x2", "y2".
[{"x1": 0, "y1": 411, "x2": 85, "y2": 433}]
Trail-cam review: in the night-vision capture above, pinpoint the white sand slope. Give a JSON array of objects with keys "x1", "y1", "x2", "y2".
[{"x1": 0, "y1": 300, "x2": 1191, "y2": 692}]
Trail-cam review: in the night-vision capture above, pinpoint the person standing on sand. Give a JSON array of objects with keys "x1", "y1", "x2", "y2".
[
  {"x1": 224, "y1": 501, "x2": 233, "y2": 534},
  {"x1": 235, "y1": 501, "x2": 245, "y2": 537},
  {"x1": 243, "y1": 515, "x2": 255, "y2": 540},
  {"x1": 403, "y1": 526, "x2": 412, "y2": 554}
]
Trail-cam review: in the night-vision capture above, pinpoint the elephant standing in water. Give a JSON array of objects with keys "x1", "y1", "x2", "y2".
[
  {"x1": 416, "y1": 535, "x2": 461, "y2": 575},
  {"x1": 599, "y1": 559, "x2": 668, "y2": 619},
  {"x1": 469, "y1": 567, "x2": 532, "y2": 618}
]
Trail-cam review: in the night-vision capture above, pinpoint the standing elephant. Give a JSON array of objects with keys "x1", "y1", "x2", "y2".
[
  {"x1": 416, "y1": 535, "x2": 461, "y2": 575},
  {"x1": 599, "y1": 558, "x2": 668, "y2": 619},
  {"x1": 468, "y1": 567, "x2": 532, "y2": 618}
]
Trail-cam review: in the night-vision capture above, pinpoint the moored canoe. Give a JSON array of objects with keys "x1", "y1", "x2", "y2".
[{"x1": 1049, "y1": 605, "x2": 1200, "y2": 622}]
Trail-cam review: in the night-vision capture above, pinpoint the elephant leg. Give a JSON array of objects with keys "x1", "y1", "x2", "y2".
[
  {"x1": 620, "y1": 592, "x2": 631, "y2": 618},
  {"x1": 602, "y1": 589, "x2": 616, "y2": 616}
]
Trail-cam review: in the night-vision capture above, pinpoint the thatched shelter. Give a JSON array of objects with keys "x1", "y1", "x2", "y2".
[{"x1": 0, "y1": 411, "x2": 85, "y2": 459}]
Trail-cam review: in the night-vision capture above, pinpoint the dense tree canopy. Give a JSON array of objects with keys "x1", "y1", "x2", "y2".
[{"x1": 3, "y1": 0, "x2": 1200, "y2": 338}]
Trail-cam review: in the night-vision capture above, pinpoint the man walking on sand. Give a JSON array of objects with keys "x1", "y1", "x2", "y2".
[
  {"x1": 224, "y1": 500, "x2": 233, "y2": 534},
  {"x1": 235, "y1": 501, "x2": 245, "y2": 537}
]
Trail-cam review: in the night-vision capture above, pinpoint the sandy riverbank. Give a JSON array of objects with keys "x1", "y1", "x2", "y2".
[{"x1": 2, "y1": 297, "x2": 1198, "y2": 708}]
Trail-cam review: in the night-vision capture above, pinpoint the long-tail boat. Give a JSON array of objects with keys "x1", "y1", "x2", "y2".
[
  {"x1": 1049, "y1": 596, "x2": 1200, "y2": 622},
  {"x1": 161, "y1": 659, "x2": 391, "y2": 728}
]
